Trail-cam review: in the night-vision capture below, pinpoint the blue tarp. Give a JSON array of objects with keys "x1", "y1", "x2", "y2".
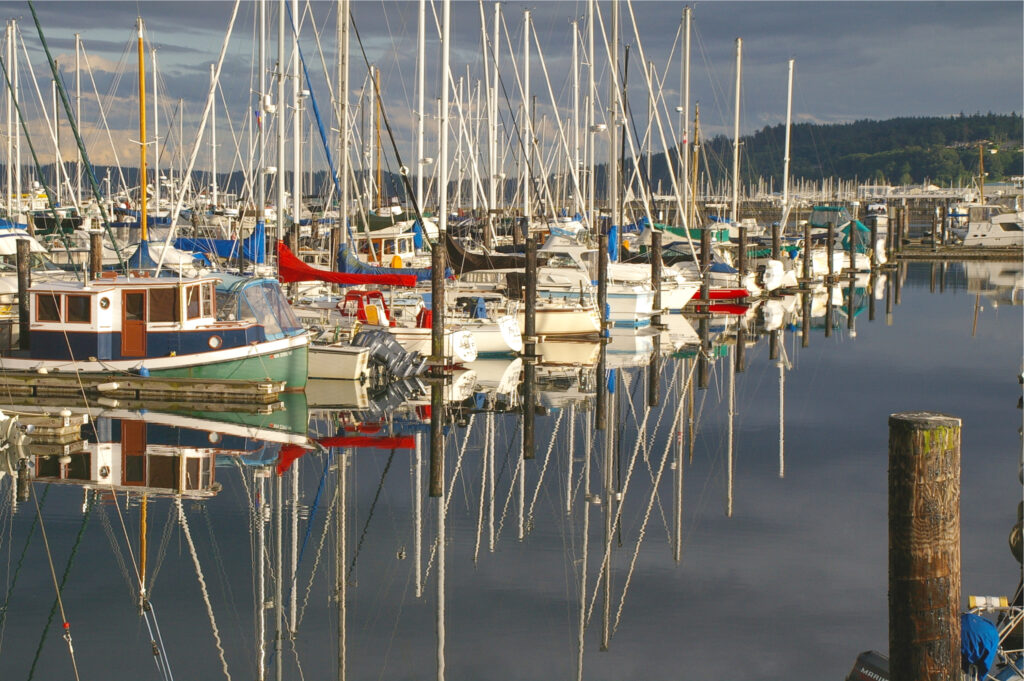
[
  {"x1": 175, "y1": 220, "x2": 267, "y2": 264},
  {"x1": 961, "y1": 612, "x2": 999, "y2": 675},
  {"x1": 336, "y1": 242, "x2": 433, "y2": 282}
]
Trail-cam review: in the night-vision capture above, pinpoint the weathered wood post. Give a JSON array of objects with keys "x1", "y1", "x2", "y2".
[
  {"x1": 697, "y1": 317, "x2": 710, "y2": 390},
  {"x1": 888, "y1": 412, "x2": 961, "y2": 681},
  {"x1": 737, "y1": 223, "x2": 747, "y2": 285},
  {"x1": 931, "y1": 208, "x2": 939, "y2": 253},
  {"x1": 826, "y1": 220, "x2": 835, "y2": 280},
  {"x1": 802, "y1": 219, "x2": 812, "y2": 283},
  {"x1": 870, "y1": 220, "x2": 879, "y2": 270},
  {"x1": 847, "y1": 216, "x2": 857, "y2": 272},
  {"x1": 17, "y1": 238, "x2": 30, "y2": 351},
  {"x1": 90, "y1": 231, "x2": 103, "y2": 279},
  {"x1": 771, "y1": 222, "x2": 780, "y2": 262},
  {"x1": 429, "y1": 381, "x2": 443, "y2": 497},
  {"x1": 596, "y1": 232, "x2": 609, "y2": 431},
  {"x1": 650, "y1": 229, "x2": 662, "y2": 323},
  {"x1": 523, "y1": 237, "x2": 537, "y2": 460},
  {"x1": 801, "y1": 290, "x2": 811, "y2": 348},
  {"x1": 869, "y1": 269, "x2": 877, "y2": 322},
  {"x1": 847, "y1": 271, "x2": 856, "y2": 331}
]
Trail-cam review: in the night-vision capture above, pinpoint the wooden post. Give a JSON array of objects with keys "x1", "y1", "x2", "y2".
[
  {"x1": 888, "y1": 412, "x2": 961, "y2": 681},
  {"x1": 737, "y1": 223, "x2": 747, "y2": 284},
  {"x1": 768, "y1": 327, "x2": 779, "y2": 361},
  {"x1": 802, "y1": 219, "x2": 812, "y2": 282},
  {"x1": 869, "y1": 220, "x2": 878, "y2": 270},
  {"x1": 647, "y1": 331, "x2": 660, "y2": 407},
  {"x1": 847, "y1": 214, "x2": 857, "y2": 272},
  {"x1": 735, "y1": 322, "x2": 746, "y2": 373},
  {"x1": 700, "y1": 224, "x2": 711, "y2": 300},
  {"x1": 869, "y1": 269, "x2": 877, "y2": 322},
  {"x1": 429, "y1": 381, "x2": 443, "y2": 497},
  {"x1": 931, "y1": 209, "x2": 939, "y2": 252},
  {"x1": 330, "y1": 224, "x2": 342, "y2": 272},
  {"x1": 824, "y1": 285, "x2": 833, "y2": 338},
  {"x1": 847, "y1": 271, "x2": 856, "y2": 331},
  {"x1": 650, "y1": 229, "x2": 662, "y2": 323},
  {"x1": 523, "y1": 237, "x2": 537, "y2": 460},
  {"x1": 597, "y1": 232, "x2": 608, "y2": 335},
  {"x1": 17, "y1": 238, "x2": 30, "y2": 351},
  {"x1": 826, "y1": 220, "x2": 835, "y2": 280},
  {"x1": 90, "y1": 231, "x2": 103, "y2": 279},
  {"x1": 801, "y1": 289, "x2": 810, "y2": 348},
  {"x1": 697, "y1": 317, "x2": 709, "y2": 390},
  {"x1": 771, "y1": 222, "x2": 780, "y2": 262},
  {"x1": 886, "y1": 269, "x2": 894, "y2": 326}
]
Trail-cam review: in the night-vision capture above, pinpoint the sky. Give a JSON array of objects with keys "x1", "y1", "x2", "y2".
[{"x1": 0, "y1": 1, "x2": 1020, "y2": 172}]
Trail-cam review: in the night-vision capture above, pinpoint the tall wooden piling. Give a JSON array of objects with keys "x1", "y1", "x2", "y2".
[
  {"x1": 931, "y1": 209, "x2": 939, "y2": 253},
  {"x1": 771, "y1": 222, "x2": 780, "y2": 262},
  {"x1": 869, "y1": 270, "x2": 877, "y2": 322},
  {"x1": 650, "y1": 230, "x2": 662, "y2": 323},
  {"x1": 90, "y1": 231, "x2": 103, "y2": 279},
  {"x1": 847, "y1": 215, "x2": 857, "y2": 272},
  {"x1": 826, "y1": 221, "x2": 835, "y2": 280},
  {"x1": 888, "y1": 412, "x2": 961, "y2": 681},
  {"x1": 700, "y1": 225, "x2": 711, "y2": 300},
  {"x1": 737, "y1": 224, "x2": 747, "y2": 284},
  {"x1": 735, "y1": 323, "x2": 746, "y2": 373},
  {"x1": 647, "y1": 332, "x2": 660, "y2": 407},
  {"x1": 847, "y1": 272, "x2": 856, "y2": 331},
  {"x1": 429, "y1": 381, "x2": 443, "y2": 497},
  {"x1": 801, "y1": 290, "x2": 810, "y2": 348},
  {"x1": 802, "y1": 219, "x2": 812, "y2": 282},
  {"x1": 523, "y1": 237, "x2": 537, "y2": 460},
  {"x1": 598, "y1": 233, "x2": 608, "y2": 335},
  {"x1": 17, "y1": 238, "x2": 30, "y2": 351},
  {"x1": 697, "y1": 317, "x2": 710, "y2": 390},
  {"x1": 870, "y1": 220, "x2": 878, "y2": 270}
]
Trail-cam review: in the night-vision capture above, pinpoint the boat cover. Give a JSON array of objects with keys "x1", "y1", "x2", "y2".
[
  {"x1": 336, "y1": 242, "x2": 434, "y2": 282},
  {"x1": 962, "y1": 612, "x2": 999, "y2": 674},
  {"x1": 278, "y1": 241, "x2": 418, "y2": 287}
]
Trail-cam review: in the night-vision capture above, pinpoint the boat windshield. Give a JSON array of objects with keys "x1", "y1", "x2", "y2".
[{"x1": 217, "y1": 280, "x2": 304, "y2": 340}]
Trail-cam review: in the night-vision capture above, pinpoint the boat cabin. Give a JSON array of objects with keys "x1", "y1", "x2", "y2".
[
  {"x1": 26, "y1": 274, "x2": 267, "y2": 361},
  {"x1": 356, "y1": 225, "x2": 418, "y2": 267}
]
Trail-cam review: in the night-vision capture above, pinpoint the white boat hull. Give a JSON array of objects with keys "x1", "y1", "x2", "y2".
[{"x1": 308, "y1": 344, "x2": 370, "y2": 380}]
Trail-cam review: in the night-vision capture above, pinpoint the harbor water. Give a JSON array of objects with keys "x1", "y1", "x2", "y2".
[{"x1": 0, "y1": 261, "x2": 1019, "y2": 680}]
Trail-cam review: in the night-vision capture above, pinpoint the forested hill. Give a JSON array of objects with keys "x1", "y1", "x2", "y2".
[{"x1": 689, "y1": 112, "x2": 1023, "y2": 187}]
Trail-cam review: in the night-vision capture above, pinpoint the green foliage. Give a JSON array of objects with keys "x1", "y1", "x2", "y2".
[{"x1": 686, "y1": 112, "x2": 1023, "y2": 186}]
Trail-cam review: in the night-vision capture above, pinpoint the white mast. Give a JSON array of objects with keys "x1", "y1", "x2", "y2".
[
  {"x1": 439, "y1": 0, "x2": 450, "y2": 238},
  {"x1": 681, "y1": 7, "x2": 690, "y2": 214},
  {"x1": 75, "y1": 33, "x2": 81, "y2": 206},
  {"x1": 522, "y1": 10, "x2": 530, "y2": 239},
  {"x1": 291, "y1": 0, "x2": 301, "y2": 233},
  {"x1": 51, "y1": 80, "x2": 60, "y2": 206},
  {"x1": 5, "y1": 22, "x2": 11, "y2": 215},
  {"x1": 337, "y1": 0, "x2": 349, "y2": 245},
  {"x1": 276, "y1": 0, "x2": 287, "y2": 247},
  {"x1": 257, "y1": 0, "x2": 266, "y2": 238},
  {"x1": 415, "y1": 0, "x2": 425, "y2": 211},
  {"x1": 490, "y1": 3, "x2": 500, "y2": 236},
  {"x1": 572, "y1": 19, "x2": 579, "y2": 206},
  {"x1": 152, "y1": 49, "x2": 159, "y2": 214},
  {"x1": 781, "y1": 58, "x2": 794, "y2": 231},
  {"x1": 13, "y1": 21, "x2": 20, "y2": 216},
  {"x1": 731, "y1": 37, "x2": 742, "y2": 224},
  {"x1": 587, "y1": 0, "x2": 595, "y2": 233},
  {"x1": 210, "y1": 63, "x2": 217, "y2": 208}
]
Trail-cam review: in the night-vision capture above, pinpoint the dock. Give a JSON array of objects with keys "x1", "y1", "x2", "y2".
[{"x1": 0, "y1": 372, "x2": 288, "y2": 405}]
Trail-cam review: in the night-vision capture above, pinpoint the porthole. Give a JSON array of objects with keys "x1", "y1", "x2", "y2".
[
  {"x1": 99, "y1": 297, "x2": 110, "y2": 309},
  {"x1": 208, "y1": 335, "x2": 223, "y2": 349}
]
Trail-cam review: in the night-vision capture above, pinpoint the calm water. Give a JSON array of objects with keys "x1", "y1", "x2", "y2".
[{"x1": 0, "y1": 261, "x2": 1020, "y2": 680}]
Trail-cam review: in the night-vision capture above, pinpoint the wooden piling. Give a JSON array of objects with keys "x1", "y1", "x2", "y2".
[
  {"x1": 802, "y1": 219, "x2": 812, "y2": 282},
  {"x1": 523, "y1": 237, "x2": 537, "y2": 460},
  {"x1": 888, "y1": 412, "x2": 961, "y2": 681},
  {"x1": 598, "y1": 233, "x2": 608, "y2": 335},
  {"x1": 650, "y1": 230, "x2": 662, "y2": 324},
  {"x1": 826, "y1": 221, "x2": 835, "y2": 280},
  {"x1": 870, "y1": 220, "x2": 878, "y2": 270},
  {"x1": 869, "y1": 270, "x2": 877, "y2": 322},
  {"x1": 700, "y1": 225, "x2": 711, "y2": 301},
  {"x1": 847, "y1": 272, "x2": 855, "y2": 331},
  {"x1": 647, "y1": 332, "x2": 660, "y2": 407},
  {"x1": 737, "y1": 224, "x2": 747, "y2": 283},
  {"x1": 697, "y1": 317, "x2": 710, "y2": 390},
  {"x1": 735, "y1": 323, "x2": 746, "y2": 373},
  {"x1": 771, "y1": 222, "x2": 780, "y2": 262},
  {"x1": 17, "y1": 238, "x2": 30, "y2": 351},
  {"x1": 931, "y1": 210, "x2": 939, "y2": 253},
  {"x1": 90, "y1": 231, "x2": 103, "y2": 279},
  {"x1": 768, "y1": 327, "x2": 779, "y2": 361},
  {"x1": 801, "y1": 291, "x2": 810, "y2": 348},
  {"x1": 429, "y1": 381, "x2": 443, "y2": 497},
  {"x1": 848, "y1": 214, "x2": 857, "y2": 272}
]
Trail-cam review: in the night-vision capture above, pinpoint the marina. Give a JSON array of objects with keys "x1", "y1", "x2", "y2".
[{"x1": 0, "y1": 1, "x2": 1017, "y2": 679}]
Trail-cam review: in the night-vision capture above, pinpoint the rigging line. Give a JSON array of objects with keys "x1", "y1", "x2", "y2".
[
  {"x1": 147, "y1": 502, "x2": 177, "y2": 594},
  {"x1": 297, "y1": 483, "x2": 338, "y2": 628},
  {"x1": 444, "y1": 414, "x2": 476, "y2": 516},
  {"x1": 27, "y1": 498, "x2": 93, "y2": 681},
  {"x1": 285, "y1": 448, "x2": 333, "y2": 624},
  {"x1": 611, "y1": 374, "x2": 681, "y2": 637},
  {"x1": 97, "y1": 501, "x2": 137, "y2": 600},
  {"x1": 347, "y1": 449, "x2": 396, "y2": 582},
  {"x1": 178, "y1": 498, "x2": 230, "y2": 680},
  {"x1": 0, "y1": 484, "x2": 49, "y2": 652},
  {"x1": 527, "y1": 407, "x2": 563, "y2": 521},
  {"x1": 25, "y1": 2, "x2": 125, "y2": 268},
  {"x1": 199, "y1": 505, "x2": 242, "y2": 634},
  {"x1": 29, "y1": 482, "x2": 81, "y2": 681},
  {"x1": 145, "y1": 600, "x2": 174, "y2": 681},
  {"x1": 348, "y1": 12, "x2": 429, "y2": 238}
]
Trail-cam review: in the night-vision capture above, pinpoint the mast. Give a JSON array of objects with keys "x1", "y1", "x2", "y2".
[
  {"x1": 491, "y1": 3, "x2": 500, "y2": 231},
  {"x1": 374, "y1": 67, "x2": 381, "y2": 208},
  {"x1": 257, "y1": 0, "x2": 266, "y2": 246},
  {"x1": 609, "y1": 0, "x2": 619, "y2": 243},
  {"x1": 152, "y1": 48, "x2": 159, "y2": 215},
  {"x1": 75, "y1": 33, "x2": 81, "y2": 205},
  {"x1": 337, "y1": 0, "x2": 349, "y2": 245},
  {"x1": 572, "y1": 19, "x2": 579, "y2": 209},
  {"x1": 780, "y1": 58, "x2": 794, "y2": 231},
  {"x1": 52, "y1": 79, "x2": 60, "y2": 206},
  {"x1": 978, "y1": 144, "x2": 985, "y2": 203},
  {"x1": 12, "y1": 20, "x2": 20, "y2": 216},
  {"x1": 730, "y1": 37, "x2": 741, "y2": 225},
  {"x1": 211, "y1": 63, "x2": 217, "y2": 208},
  {"x1": 292, "y1": 0, "x2": 301, "y2": 231},
  {"x1": 276, "y1": 0, "x2": 286, "y2": 249},
  {"x1": 522, "y1": 10, "x2": 530, "y2": 239},
  {"x1": 138, "y1": 17, "x2": 147, "y2": 241},
  {"x1": 5, "y1": 22, "x2": 11, "y2": 215},
  {"x1": 415, "y1": 0, "x2": 425, "y2": 212},
  {"x1": 681, "y1": 7, "x2": 690, "y2": 219},
  {"x1": 587, "y1": 0, "x2": 595, "y2": 233}
]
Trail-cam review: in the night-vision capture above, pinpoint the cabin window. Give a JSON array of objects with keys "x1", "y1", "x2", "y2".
[
  {"x1": 65, "y1": 295, "x2": 91, "y2": 324},
  {"x1": 202, "y1": 283, "x2": 214, "y2": 317},
  {"x1": 36, "y1": 293, "x2": 61, "y2": 322},
  {"x1": 340, "y1": 297, "x2": 360, "y2": 318},
  {"x1": 185, "y1": 285, "x2": 201, "y2": 320},
  {"x1": 149, "y1": 288, "x2": 180, "y2": 322},
  {"x1": 1000, "y1": 222, "x2": 1023, "y2": 232}
]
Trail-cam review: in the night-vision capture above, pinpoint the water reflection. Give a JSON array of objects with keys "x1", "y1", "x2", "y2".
[{"x1": 0, "y1": 260, "x2": 1019, "y2": 680}]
